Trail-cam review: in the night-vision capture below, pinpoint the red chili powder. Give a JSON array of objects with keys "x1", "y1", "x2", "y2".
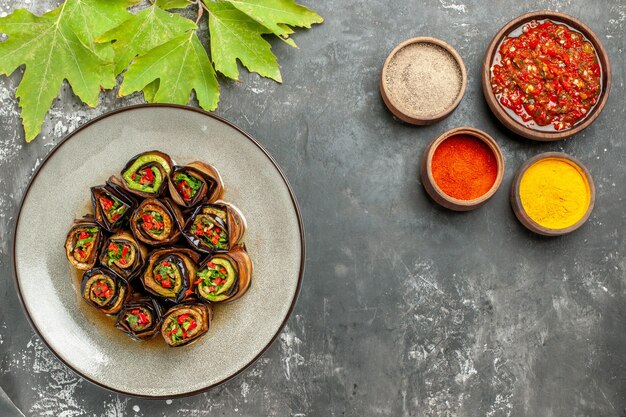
[{"x1": 431, "y1": 135, "x2": 498, "y2": 200}]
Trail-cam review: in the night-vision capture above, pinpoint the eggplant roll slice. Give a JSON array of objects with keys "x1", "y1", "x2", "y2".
[
  {"x1": 141, "y1": 248, "x2": 200, "y2": 303},
  {"x1": 195, "y1": 246, "x2": 252, "y2": 303},
  {"x1": 120, "y1": 150, "x2": 172, "y2": 198},
  {"x1": 81, "y1": 268, "x2": 130, "y2": 315},
  {"x1": 90, "y1": 181, "x2": 135, "y2": 232},
  {"x1": 131, "y1": 198, "x2": 183, "y2": 246},
  {"x1": 100, "y1": 231, "x2": 147, "y2": 280},
  {"x1": 115, "y1": 297, "x2": 164, "y2": 341},
  {"x1": 182, "y1": 202, "x2": 246, "y2": 254},
  {"x1": 161, "y1": 303, "x2": 212, "y2": 347},
  {"x1": 65, "y1": 217, "x2": 103, "y2": 270},
  {"x1": 168, "y1": 162, "x2": 224, "y2": 208}
]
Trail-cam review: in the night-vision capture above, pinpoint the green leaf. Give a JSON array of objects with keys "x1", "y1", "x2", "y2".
[
  {"x1": 0, "y1": 0, "x2": 137, "y2": 142},
  {"x1": 98, "y1": 4, "x2": 196, "y2": 75},
  {"x1": 142, "y1": 80, "x2": 160, "y2": 102},
  {"x1": 276, "y1": 24, "x2": 296, "y2": 47},
  {"x1": 205, "y1": 1, "x2": 281, "y2": 82},
  {"x1": 119, "y1": 30, "x2": 219, "y2": 111},
  {"x1": 226, "y1": 0, "x2": 323, "y2": 42},
  {"x1": 156, "y1": 0, "x2": 192, "y2": 10},
  {"x1": 0, "y1": 0, "x2": 322, "y2": 143},
  {"x1": 66, "y1": 0, "x2": 142, "y2": 58}
]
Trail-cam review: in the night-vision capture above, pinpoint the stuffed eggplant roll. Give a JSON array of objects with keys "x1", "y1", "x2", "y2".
[
  {"x1": 100, "y1": 231, "x2": 147, "y2": 280},
  {"x1": 182, "y1": 202, "x2": 246, "y2": 254},
  {"x1": 115, "y1": 297, "x2": 164, "y2": 341},
  {"x1": 65, "y1": 217, "x2": 103, "y2": 270},
  {"x1": 195, "y1": 246, "x2": 252, "y2": 303},
  {"x1": 81, "y1": 268, "x2": 130, "y2": 315},
  {"x1": 161, "y1": 303, "x2": 212, "y2": 347},
  {"x1": 119, "y1": 150, "x2": 172, "y2": 198},
  {"x1": 141, "y1": 248, "x2": 200, "y2": 303},
  {"x1": 168, "y1": 162, "x2": 224, "y2": 208},
  {"x1": 131, "y1": 198, "x2": 183, "y2": 246},
  {"x1": 90, "y1": 182, "x2": 135, "y2": 232}
]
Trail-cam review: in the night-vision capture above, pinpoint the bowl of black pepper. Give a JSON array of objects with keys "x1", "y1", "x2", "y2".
[{"x1": 380, "y1": 37, "x2": 467, "y2": 125}]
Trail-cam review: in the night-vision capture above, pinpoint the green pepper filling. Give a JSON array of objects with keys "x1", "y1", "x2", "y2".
[
  {"x1": 125, "y1": 308, "x2": 151, "y2": 331},
  {"x1": 139, "y1": 211, "x2": 164, "y2": 236},
  {"x1": 190, "y1": 215, "x2": 228, "y2": 250},
  {"x1": 106, "y1": 242, "x2": 133, "y2": 267},
  {"x1": 165, "y1": 313, "x2": 198, "y2": 344},
  {"x1": 175, "y1": 172, "x2": 202, "y2": 202},
  {"x1": 73, "y1": 227, "x2": 99, "y2": 261},
  {"x1": 99, "y1": 193, "x2": 126, "y2": 224},
  {"x1": 196, "y1": 258, "x2": 236, "y2": 300}
]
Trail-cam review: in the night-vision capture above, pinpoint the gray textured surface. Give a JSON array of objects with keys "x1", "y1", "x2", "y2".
[{"x1": 0, "y1": 0, "x2": 624, "y2": 416}]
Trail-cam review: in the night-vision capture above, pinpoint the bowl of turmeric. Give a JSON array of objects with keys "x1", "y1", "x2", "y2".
[
  {"x1": 511, "y1": 152, "x2": 595, "y2": 236},
  {"x1": 420, "y1": 127, "x2": 505, "y2": 211}
]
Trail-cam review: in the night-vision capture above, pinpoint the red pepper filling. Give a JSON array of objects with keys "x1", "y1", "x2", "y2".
[
  {"x1": 166, "y1": 313, "x2": 198, "y2": 343},
  {"x1": 174, "y1": 172, "x2": 202, "y2": 202},
  {"x1": 125, "y1": 308, "x2": 151, "y2": 331},
  {"x1": 131, "y1": 167, "x2": 156, "y2": 187},
  {"x1": 91, "y1": 279, "x2": 113, "y2": 302},
  {"x1": 153, "y1": 260, "x2": 178, "y2": 290},
  {"x1": 139, "y1": 211, "x2": 165, "y2": 236},
  {"x1": 190, "y1": 216, "x2": 228, "y2": 249},
  {"x1": 99, "y1": 194, "x2": 126, "y2": 223},
  {"x1": 195, "y1": 261, "x2": 229, "y2": 294},
  {"x1": 491, "y1": 20, "x2": 601, "y2": 130},
  {"x1": 106, "y1": 242, "x2": 131, "y2": 267},
  {"x1": 73, "y1": 227, "x2": 98, "y2": 261}
]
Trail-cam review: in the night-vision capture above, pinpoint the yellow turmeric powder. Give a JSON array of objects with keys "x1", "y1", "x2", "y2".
[{"x1": 519, "y1": 158, "x2": 591, "y2": 229}]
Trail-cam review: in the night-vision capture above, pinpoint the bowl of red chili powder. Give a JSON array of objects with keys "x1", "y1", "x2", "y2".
[
  {"x1": 420, "y1": 127, "x2": 504, "y2": 211},
  {"x1": 482, "y1": 11, "x2": 611, "y2": 141}
]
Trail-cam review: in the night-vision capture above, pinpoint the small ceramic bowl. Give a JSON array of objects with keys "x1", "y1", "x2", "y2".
[
  {"x1": 482, "y1": 11, "x2": 611, "y2": 141},
  {"x1": 511, "y1": 152, "x2": 595, "y2": 236},
  {"x1": 420, "y1": 127, "x2": 505, "y2": 211},
  {"x1": 381, "y1": 37, "x2": 467, "y2": 125}
]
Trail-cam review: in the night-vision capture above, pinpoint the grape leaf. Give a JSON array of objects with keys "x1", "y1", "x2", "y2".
[
  {"x1": 119, "y1": 30, "x2": 219, "y2": 111},
  {"x1": 0, "y1": 0, "x2": 137, "y2": 141},
  {"x1": 0, "y1": 0, "x2": 322, "y2": 142},
  {"x1": 98, "y1": 3, "x2": 196, "y2": 75},
  {"x1": 142, "y1": 80, "x2": 160, "y2": 102},
  {"x1": 64, "y1": 0, "x2": 141, "y2": 57},
  {"x1": 205, "y1": 1, "x2": 281, "y2": 82},
  {"x1": 226, "y1": 0, "x2": 323, "y2": 42},
  {"x1": 156, "y1": 0, "x2": 192, "y2": 10}
]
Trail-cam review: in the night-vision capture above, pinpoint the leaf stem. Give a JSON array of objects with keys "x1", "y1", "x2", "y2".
[
  {"x1": 195, "y1": 0, "x2": 204, "y2": 24},
  {"x1": 199, "y1": 0, "x2": 210, "y2": 12}
]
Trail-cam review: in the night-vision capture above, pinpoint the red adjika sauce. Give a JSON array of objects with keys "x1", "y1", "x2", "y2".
[{"x1": 491, "y1": 20, "x2": 601, "y2": 131}]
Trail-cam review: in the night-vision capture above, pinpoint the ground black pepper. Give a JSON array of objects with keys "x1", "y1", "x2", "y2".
[{"x1": 384, "y1": 42, "x2": 463, "y2": 118}]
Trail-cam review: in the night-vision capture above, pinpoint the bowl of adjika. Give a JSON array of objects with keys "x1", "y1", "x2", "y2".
[{"x1": 482, "y1": 11, "x2": 611, "y2": 141}]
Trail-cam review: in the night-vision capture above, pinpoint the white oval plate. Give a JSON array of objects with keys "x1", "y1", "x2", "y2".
[{"x1": 13, "y1": 105, "x2": 304, "y2": 398}]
